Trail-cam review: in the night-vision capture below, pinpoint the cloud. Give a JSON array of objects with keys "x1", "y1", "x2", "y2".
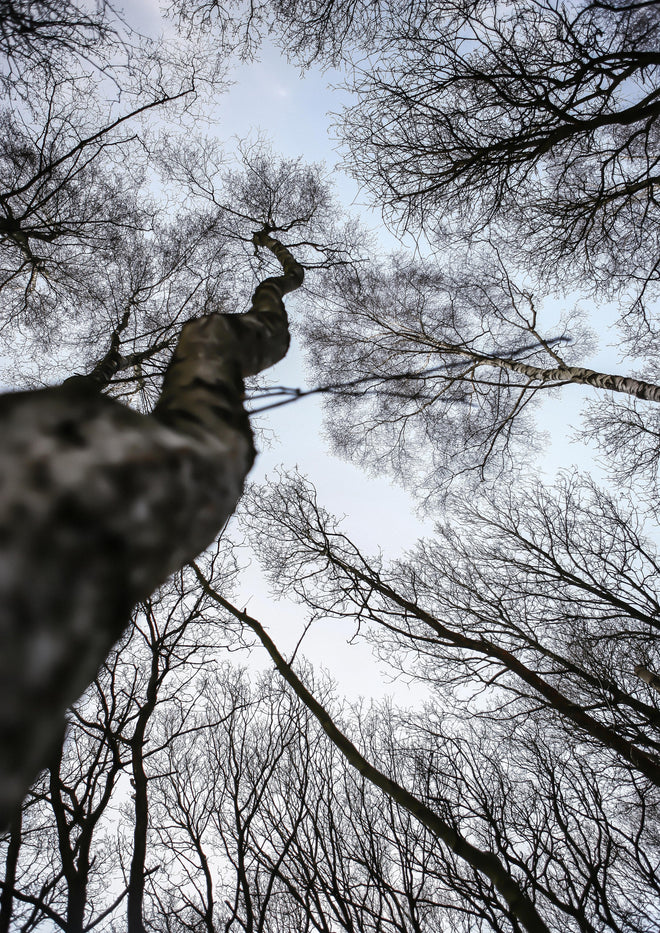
[{"x1": 270, "y1": 82, "x2": 290, "y2": 100}]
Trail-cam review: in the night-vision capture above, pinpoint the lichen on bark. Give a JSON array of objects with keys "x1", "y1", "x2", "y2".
[{"x1": 0, "y1": 231, "x2": 303, "y2": 826}]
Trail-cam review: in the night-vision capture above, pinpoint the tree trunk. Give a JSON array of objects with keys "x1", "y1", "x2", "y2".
[
  {"x1": 481, "y1": 354, "x2": 660, "y2": 402},
  {"x1": 127, "y1": 624, "x2": 161, "y2": 933},
  {"x1": 66, "y1": 877, "x2": 88, "y2": 933},
  {"x1": 127, "y1": 735, "x2": 149, "y2": 933},
  {"x1": 325, "y1": 549, "x2": 660, "y2": 787},
  {"x1": 194, "y1": 571, "x2": 554, "y2": 933},
  {"x1": 0, "y1": 232, "x2": 303, "y2": 826},
  {"x1": 0, "y1": 805, "x2": 21, "y2": 933}
]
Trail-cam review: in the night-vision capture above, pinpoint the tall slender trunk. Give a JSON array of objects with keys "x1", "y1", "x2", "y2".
[
  {"x1": 480, "y1": 354, "x2": 660, "y2": 402},
  {"x1": 198, "y1": 843, "x2": 215, "y2": 933},
  {"x1": 0, "y1": 232, "x2": 303, "y2": 826},
  {"x1": 49, "y1": 742, "x2": 91, "y2": 933},
  {"x1": 127, "y1": 621, "x2": 161, "y2": 933},
  {"x1": 0, "y1": 806, "x2": 21, "y2": 933},
  {"x1": 193, "y1": 570, "x2": 554, "y2": 933},
  {"x1": 127, "y1": 732, "x2": 149, "y2": 933}
]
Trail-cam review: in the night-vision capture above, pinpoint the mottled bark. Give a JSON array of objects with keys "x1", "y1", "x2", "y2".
[
  {"x1": 0, "y1": 232, "x2": 303, "y2": 826},
  {"x1": 414, "y1": 331, "x2": 660, "y2": 402},
  {"x1": 476, "y1": 354, "x2": 660, "y2": 402}
]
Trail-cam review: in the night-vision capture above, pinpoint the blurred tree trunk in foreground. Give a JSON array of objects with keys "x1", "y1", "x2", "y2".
[{"x1": 0, "y1": 231, "x2": 303, "y2": 828}]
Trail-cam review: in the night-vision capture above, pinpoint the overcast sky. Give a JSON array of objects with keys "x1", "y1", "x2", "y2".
[{"x1": 118, "y1": 1, "x2": 629, "y2": 704}]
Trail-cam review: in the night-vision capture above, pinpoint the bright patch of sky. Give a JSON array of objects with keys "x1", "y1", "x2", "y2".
[
  {"x1": 120, "y1": 0, "x2": 636, "y2": 703},
  {"x1": 126, "y1": 1, "x2": 419, "y2": 697}
]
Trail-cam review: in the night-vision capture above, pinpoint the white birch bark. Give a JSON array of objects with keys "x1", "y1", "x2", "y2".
[{"x1": 0, "y1": 231, "x2": 303, "y2": 825}]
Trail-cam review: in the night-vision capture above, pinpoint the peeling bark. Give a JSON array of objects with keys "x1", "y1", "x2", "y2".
[{"x1": 0, "y1": 232, "x2": 303, "y2": 826}]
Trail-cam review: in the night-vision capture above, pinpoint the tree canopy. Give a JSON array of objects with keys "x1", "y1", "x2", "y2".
[{"x1": 1, "y1": 2, "x2": 660, "y2": 932}]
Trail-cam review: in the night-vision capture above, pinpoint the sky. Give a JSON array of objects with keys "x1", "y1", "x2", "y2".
[
  {"x1": 117, "y1": 0, "x2": 634, "y2": 704},
  {"x1": 8, "y1": 5, "x2": 657, "y2": 930},
  {"x1": 118, "y1": 0, "x2": 439, "y2": 700}
]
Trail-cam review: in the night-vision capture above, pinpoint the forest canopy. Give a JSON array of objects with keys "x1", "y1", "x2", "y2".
[{"x1": 1, "y1": 2, "x2": 660, "y2": 932}]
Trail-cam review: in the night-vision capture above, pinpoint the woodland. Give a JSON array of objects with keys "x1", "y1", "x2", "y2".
[{"x1": 1, "y1": 1, "x2": 660, "y2": 931}]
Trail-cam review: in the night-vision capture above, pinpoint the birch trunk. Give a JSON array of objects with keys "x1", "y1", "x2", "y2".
[
  {"x1": 0, "y1": 231, "x2": 303, "y2": 826},
  {"x1": 477, "y1": 354, "x2": 660, "y2": 401}
]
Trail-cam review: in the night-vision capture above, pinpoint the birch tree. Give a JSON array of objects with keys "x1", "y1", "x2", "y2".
[
  {"x1": 0, "y1": 226, "x2": 303, "y2": 828},
  {"x1": 300, "y1": 252, "x2": 660, "y2": 499},
  {"x1": 172, "y1": 0, "x2": 660, "y2": 309},
  {"x1": 182, "y1": 473, "x2": 660, "y2": 932}
]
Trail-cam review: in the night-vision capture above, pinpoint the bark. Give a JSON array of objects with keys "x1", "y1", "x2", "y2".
[
  {"x1": 127, "y1": 726, "x2": 151, "y2": 933},
  {"x1": 48, "y1": 734, "x2": 112, "y2": 933},
  {"x1": 0, "y1": 806, "x2": 21, "y2": 933},
  {"x1": 127, "y1": 624, "x2": 160, "y2": 933},
  {"x1": 422, "y1": 337, "x2": 660, "y2": 403},
  {"x1": 635, "y1": 665, "x2": 660, "y2": 694},
  {"x1": 322, "y1": 549, "x2": 660, "y2": 788},
  {"x1": 63, "y1": 306, "x2": 132, "y2": 393},
  {"x1": 49, "y1": 743, "x2": 87, "y2": 933},
  {"x1": 483, "y1": 355, "x2": 660, "y2": 402},
  {"x1": 193, "y1": 570, "x2": 553, "y2": 933},
  {"x1": 0, "y1": 231, "x2": 303, "y2": 826},
  {"x1": 197, "y1": 843, "x2": 215, "y2": 933}
]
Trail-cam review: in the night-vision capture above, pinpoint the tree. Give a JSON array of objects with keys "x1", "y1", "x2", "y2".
[
  {"x1": 0, "y1": 77, "x2": 196, "y2": 353},
  {"x1": 149, "y1": 665, "x2": 323, "y2": 932},
  {"x1": 243, "y1": 471, "x2": 660, "y2": 774},
  {"x1": 2, "y1": 1, "x2": 660, "y2": 930},
  {"x1": 251, "y1": 0, "x2": 660, "y2": 311},
  {"x1": 0, "y1": 228, "x2": 303, "y2": 827},
  {"x1": 0, "y1": 0, "x2": 123, "y2": 96},
  {"x1": 0, "y1": 654, "x2": 131, "y2": 933},
  {"x1": 297, "y1": 249, "x2": 660, "y2": 498},
  {"x1": 192, "y1": 563, "x2": 556, "y2": 933},
  {"x1": 122, "y1": 566, "x2": 242, "y2": 933},
  {"x1": 0, "y1": 555, "x2": 244, "y2": 932},
  {"x1": 182, "y1": 469, "x2": 660, "y2": 931},
  {"x1": 199, "y1": 0, "x2": 660, "y2": 503},
  {"x1": 0, "y1": 7, "x2": 362, "y2": 823}
]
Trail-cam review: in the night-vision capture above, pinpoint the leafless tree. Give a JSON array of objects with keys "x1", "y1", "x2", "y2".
[
  {"x1": 174, "y1": 1, "x2": 660, "y2": 308},
  {"x1": 0, "y1": 645, "x2": 133, "y2": 932},
  {"x1": 0, "y1": 0, "x2": 125, "y2": 97},
  {"x1": 122, "y1": 565, "x2": 245, "y2": 933},
  {"x1": 0, "y1": 80, "x2": 195, "y2": 344},
  {"x1": 297, "y1": 250, "x2": 660, "y2": 499},
  {"x1": 0, "y1": 227, "x2": 304, "y2": 827},
  {"x1": 150, "y1": 660, "x2": 515, "y2": 933},
  {"x1": 0, "y1": 554, "x2": 243, "y2": 932},
  {"x1": 149, "y1": 665, "x2": 321, "y2": 933},
  {"x1": 322, "y1": 2, "x2": 660, "y2": 301},
  {"x1": 184, "y1": 477, "x2": 660, "y2": 931},
  {"x1": 243, "y1": 471, "x2": 660, "y2": 773},
  {"x1": 192, "y1": 564, "x2": 556, "y2": 933}
]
